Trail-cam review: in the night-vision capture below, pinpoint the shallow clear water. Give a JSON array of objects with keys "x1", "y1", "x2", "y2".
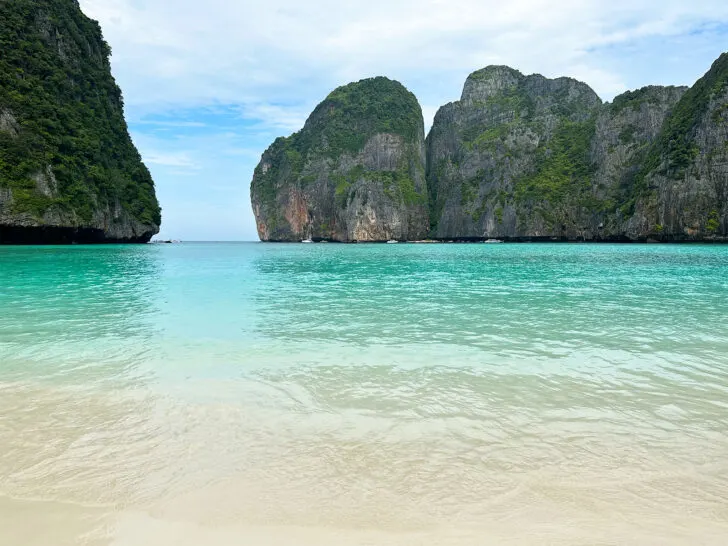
[{"x1": 1, "y1": 242, "x2": 727, "y2": 545}]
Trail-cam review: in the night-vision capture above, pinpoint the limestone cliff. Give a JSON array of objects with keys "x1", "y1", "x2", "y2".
[
  {"x1": 427, "y1": 55, "x2": 727, "y2": 241},
  {"x1": 426, "y1": 66, "x2": 603, "y2": 240},
  {"x1": 252, "y1": 54, "x2": 727, "y2": 243},
  {"x1": 250, "y1": 77, "x2": 428, "y2": 242},
  {"x1": 0, "y1": 0, "x2": 160, "y2": 244},
  {"x1": 626, "y1": 53, "x2": 728, "y2": 241}
]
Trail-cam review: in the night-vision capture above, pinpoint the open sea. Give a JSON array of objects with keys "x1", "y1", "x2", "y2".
[{"x1": 1, "y1": 242, "x2": 727, "y2": 545}]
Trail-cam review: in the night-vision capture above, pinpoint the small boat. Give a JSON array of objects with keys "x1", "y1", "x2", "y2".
[
  {"x1": 387, "y1": 240, "x2": 398, "y2": 244},
  {"x1": 484, "y1": 238, "x2": 503, "y2": 244},
  {"x1": 301, "y1": 238, "x2": 313, "y2": 243}
]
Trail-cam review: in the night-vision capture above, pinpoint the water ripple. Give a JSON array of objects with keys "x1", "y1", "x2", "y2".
[{"x1": 1, "y1": 243, "x2": 728, "y2": 543}]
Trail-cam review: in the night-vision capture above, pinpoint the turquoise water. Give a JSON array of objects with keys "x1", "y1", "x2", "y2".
[{"x1": 1, "y1": 243, "x2": 728, "y2": 545}]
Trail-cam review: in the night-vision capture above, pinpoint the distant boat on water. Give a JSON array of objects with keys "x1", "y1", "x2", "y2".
[
  {"x1": 387, "y1": 240, "x2": 398, "y2": 244},
  {"x1": 484, "y1": 239, "x2": 503, "y2": 244},
  {"x1": 301, "y1": 238, "x2": 313, "y2": 243}
]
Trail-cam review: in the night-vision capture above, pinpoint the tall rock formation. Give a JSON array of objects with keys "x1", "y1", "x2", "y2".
[
  {"x1": 426, "y1": 66, "x2": 603, "y2": 240},
  {"x1": 251, "y1": 54, "x2": 727, "y2": 243},
  {"x1": 250, "y1": 77, "x2": 428, "y2": 242},
  {"x1": 626, "y1": 53, "x2": 728, "y2": 240},
  {"x1": 590, "y1": 85, "x2": 688, "y2": 237},
  {"x1": 427, "y1": 55, "x2": 727, "y2": 242},
  {"x1": 0, "y1": 0, "x2": 161, "y2": 244}
]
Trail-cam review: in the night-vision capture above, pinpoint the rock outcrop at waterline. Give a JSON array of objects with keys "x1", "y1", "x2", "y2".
[
  {"x1": 250, "y1": 77, "x2": 428, "y2": 242},
  {"x1": 622, "y1": 54, "x2": 728, "y2": 241},
  {"x1": 252, "y1": 53, "x2": 727, "y2": 242},
  {"x1": 427, "y1": 55, "x2": 728, "y2": 242},
  {"x1": 0, "y1": 0, "x2": 160, "y2": 244},
  {"x1": 426, "y1": 66, "x2": 605, "y2": 240}
]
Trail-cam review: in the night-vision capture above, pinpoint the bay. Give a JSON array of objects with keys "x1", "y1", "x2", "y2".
[{"x1": 1, "y1": 242, "x2": 727, "y2": 544}]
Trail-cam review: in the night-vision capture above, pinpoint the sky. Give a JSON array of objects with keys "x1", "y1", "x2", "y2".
[{"x1": 77, "y1": 0, "x2": 728, "y2": 241}]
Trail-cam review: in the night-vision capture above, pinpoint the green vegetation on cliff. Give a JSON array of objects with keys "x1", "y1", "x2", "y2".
[
  {"x1": 264, "y1": 77, "x2": 421, "y2": 168},
  {"x1": 431, "y1": 69, "x2": 602, "y2": 233},
  {"x1": 610, "y1": 86, "x2": 664, "y2": 114},
  {"x1": 619, "y1": 53, "x2": 728, "y2": 214},
  {"x1": 308, "y1": 77, "x2": 422, "y2": 157},
  {"x1": 252, "y1": 77, "x2": 425, "y2": 210},
  {"x1": 251, "y1": 77, "x2": 429, "y2": 242},
  {"x1": 645, "y1": 54, "x2": 727, "y2": 175},
  {"x1": 0, "y1": 0, "x2": 160, "y2": 226},
  {"x1": 427, "y1": 55, "x2": 728, "y2": 240},
  {"x1": 514, "y1": 118, "x2": 597, "y2": 206}
]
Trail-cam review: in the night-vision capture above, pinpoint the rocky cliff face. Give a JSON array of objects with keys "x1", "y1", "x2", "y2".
[
  {"x1": 626, "y1": 54, "x2": 728, "y2": 241},
  {"x1": 427, "y1": 56, "x2": 727, "y2": 241},
  {"x1": 0, "y1": 0, "x2": 160, "y2": 244},
  {"x1": 426, "y1": 66, "x2": 603, "y2": 240},
  {"x1": 590, "y1": 85, "x2": 688, "y2": 239},
  {"x1": 250, "y1": 77, "x2": 428, "y2": 242},
  {"x1": 252, "y1": 54, "x2": 727, "y2": 243}
]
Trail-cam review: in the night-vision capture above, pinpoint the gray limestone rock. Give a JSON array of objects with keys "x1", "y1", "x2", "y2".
[
  {"x1": 251, "y1": 77, "x2": 428, "y2": 242},
  {"x1": 250, "y1": 53, "x2": 728, "y2": 243}
]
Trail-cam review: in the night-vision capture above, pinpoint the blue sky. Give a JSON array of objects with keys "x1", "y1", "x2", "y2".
[{"x1": 78, "y1": 0, "x2": 728, "y2": 241}]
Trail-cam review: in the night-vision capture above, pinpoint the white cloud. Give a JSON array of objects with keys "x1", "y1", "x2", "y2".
[
  {"x1": 80, "y1": 0, "x2": 728, "y2": 118},
  {"x1": 236, "y1": 103, "x2": 310, "y2": 132},
  {"x1": 143, "y1": 151, "x2": 199, "y2": 170},
  {"x1": 135, "y1": 120, "x2": 208, "y2": 128}
]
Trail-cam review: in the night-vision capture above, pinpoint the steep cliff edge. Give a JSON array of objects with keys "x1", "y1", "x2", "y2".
[
  {"x1": 587, "y1": 85, "x2": 688, "y2": 239},
  {"x1": 251, "y1": 54, "x2": 727, "y2": 243},
  {"x1": 250, "y1": 77, "x2": 428, "y2": 242},
  {"x1": 0, "y1": 0, "x2": 160, "y2": 244},
  {"x1": 426, "y1": 66, "x2": 603, "y2": 240},
  {"x1": 427, "y1": 55, "x2": 727, "y2": 241},
  {"x1": 626, "y1": 53, "x2": 728, "y2": 240}
]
